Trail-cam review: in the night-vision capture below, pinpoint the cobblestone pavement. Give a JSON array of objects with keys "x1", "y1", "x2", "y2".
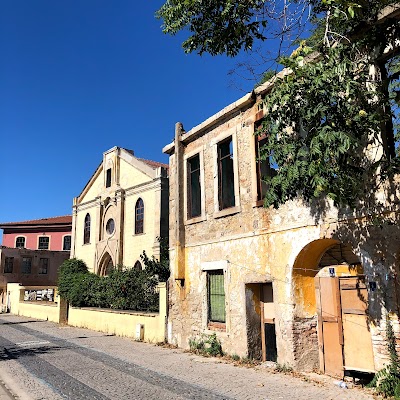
[{"x1": 0, "y1": 314, "x2": 375, "y2": 400}]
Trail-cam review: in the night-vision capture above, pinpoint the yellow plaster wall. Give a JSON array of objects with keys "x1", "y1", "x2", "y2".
[
  {"x1": 74, "y1": 204, "x2": 98, "y2": 273},
  {"x1": 123, "y1": 190, "x2": 157, "y2": 267},
  {"x1": 6, "y1": 284, "x2": 61, "y2": 323},
  {"x1": 68, "y1": 283, "x2": 167, "y2": 342},
  {"x1": 82, "y1": 170, "x2": 103, "y2": 202},
  {"x1": 119, "y1": 158, "x2": 151, "y2": 188}
]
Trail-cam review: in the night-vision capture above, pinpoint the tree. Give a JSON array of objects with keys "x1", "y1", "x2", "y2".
[{"x1": 157, "y1": 0, "x2": 400, "y2": 208}]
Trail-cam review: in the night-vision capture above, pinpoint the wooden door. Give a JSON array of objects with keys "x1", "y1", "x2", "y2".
[
  {"x1": 260, "y1": 283, "x2": 277, "y2": 362},
  {"x1": 315, "y1": 277, "x2": 344, "y2": 376},
  {"x1": 340, "y1": 277, "x2": 375, "y2": 373}
]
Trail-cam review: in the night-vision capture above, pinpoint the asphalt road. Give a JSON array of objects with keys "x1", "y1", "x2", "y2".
[{"x1": 0, "y1": 314, "x2": 373, "y2": 400}]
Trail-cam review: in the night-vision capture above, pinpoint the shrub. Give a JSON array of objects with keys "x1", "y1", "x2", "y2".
[
  {"x1": 57, "y1": 258, "x2": 159, "y2": 311},
  {"x1": 368, "y1": 316, "x2": 400, "y2": 397},
  {"x1": 188, "y1": 333, "x2": 223, "y2": 357}
]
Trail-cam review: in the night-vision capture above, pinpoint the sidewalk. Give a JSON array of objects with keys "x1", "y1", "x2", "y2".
[{"x1": 0, "y1": 379, "x2": 14, "y2": 400}]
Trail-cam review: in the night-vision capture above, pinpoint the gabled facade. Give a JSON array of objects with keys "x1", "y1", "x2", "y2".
[
  {"x1": 163, "y1": 86, "x2": 400, "y2": 374},
  {"x1": 71, "y1": 146, "x2": 169, "y2": 275}
]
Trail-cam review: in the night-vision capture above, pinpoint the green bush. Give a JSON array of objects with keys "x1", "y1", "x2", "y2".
[
  {"x1": 368, "y1": 317, "x2": 400, "y2": 397},
  {"x1": 57, "y1": 258, "x2": 159, "y2": 311},
  {"x1": 188, "y1": 333, "x2": 223, "y2": 357}
]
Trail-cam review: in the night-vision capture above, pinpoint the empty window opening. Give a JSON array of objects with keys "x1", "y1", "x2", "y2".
[
  {"x1": 106, "y1": 168, "x2": 112, "y2": 188},
  {"x1": 22, "y1": 257, "x2": 32, "y2": 274},
  {"x1": 38, "y1": 237, "x2": 49, "y2": 250},
  {"x1": 135, "y1": 198, "x2": 144, "y2": 234},
  {"x1": 4, "y1": 257, "x2": 13, "y2": 273},
  {"x1": 39, "y1": 258, "x2": 49, "y2": 274},
  {"x1": 84, "y1": 213, "x2": 91, "y2": 244},
  {"x1": 218, "y1": 137, "x2": 235, "y2": 210},
  {"x1": 208, "y1": 270, "x2": 226, "y2": 323},
  {"x1": 15, "y1": 237, "x2": 25, "y2": 248},
  {"x1": 255, "y1": 122, "x2": 277, "y2": 203},
  {"x1": 187, "y1": 154, "x2": 201, "y2": 218},
  {"x1": 63, "y1": 235, "x2": 71, "y2": 251}
]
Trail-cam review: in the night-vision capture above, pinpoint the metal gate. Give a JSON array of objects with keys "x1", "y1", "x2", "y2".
[{"x1": 315, "y1": 276, "x2": 375, "y2": 376}]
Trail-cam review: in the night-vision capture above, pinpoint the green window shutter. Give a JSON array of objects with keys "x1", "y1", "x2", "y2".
[{"x1": 208, "y1": 271, "x2": 226, "y2": 322}]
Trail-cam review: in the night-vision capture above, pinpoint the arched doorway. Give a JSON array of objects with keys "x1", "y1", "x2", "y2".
[
  {"x1": 292, "y1": 239, "x2": 374, "y2": 376},
  {"x1": 98, "y1": 252, "x2": 114, "y2": 276}
]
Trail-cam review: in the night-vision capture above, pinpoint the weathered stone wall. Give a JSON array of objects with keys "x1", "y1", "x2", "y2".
[
  {"x1": 165, "y1": 96, "x2": 400, "y2": 372},
  {"x1": 292, "y1": 317, "x2": 319, "y2": 371}
]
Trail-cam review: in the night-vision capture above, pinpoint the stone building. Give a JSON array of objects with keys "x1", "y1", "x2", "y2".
[
  {"x1": 163, "y1": 82, "x2": 400, "y2": 374},
  {"x1": 71, "y1": 146, "x2": 169, "y2": 274}
]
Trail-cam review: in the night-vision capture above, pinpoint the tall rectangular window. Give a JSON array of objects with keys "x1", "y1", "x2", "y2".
[
  {"x1": 63, "y1": 235, "x2": 71, "y2": 251},
  {"x1": 106, "y1": 168, "x2": 112, "y2": 188},
  {"x1": 208, "y1": 270, "x2": 226, "y2": 323},
  {"x1": 4, "y1": 257, "x2": 14, "y2": 273},
  {"x1": 39, "y1": 258, "x2": 49, "y2": 274},
  {"x1": 187, "y1": 154, "x2": 201, "y2": 218},
  {"x1": 22, "y1": 257, "x2": 32, "y2": 274},
  {"x1": 218, "y1": 137, "x2": 235, "y2": 210},
  {"x1": 256, "y1": 137, "x2": 273, "y2": 202},
  {"x1": 38, "y1": 237, "x2": 49, "y2": 250}
]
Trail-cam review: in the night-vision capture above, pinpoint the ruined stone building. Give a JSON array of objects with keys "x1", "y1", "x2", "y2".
[
  {"x1": 71, "y1": 146, "x2": 169, "y2": 274},
  {"x1": 163, "y1": 71, "x2": 400, "y2": 375}
]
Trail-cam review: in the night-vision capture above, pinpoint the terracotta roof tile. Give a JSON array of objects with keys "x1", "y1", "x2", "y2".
[
  {"x1": 137, "y1": 158, "x2": 169, "y2": 169},
  {"x1": 0, "y1": 215, "x2": 72, "y2": 227}
]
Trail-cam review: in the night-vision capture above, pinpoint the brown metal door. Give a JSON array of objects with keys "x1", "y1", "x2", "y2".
[
  {"x1": 315, "y1": 277, "x2": 344, "y2": 376},
  {"x1": 340, "y1": 277, "x2": 375, "y2": 373}
]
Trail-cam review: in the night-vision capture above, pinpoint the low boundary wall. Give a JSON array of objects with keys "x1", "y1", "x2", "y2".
[{"x1": 6, "y1": 282, "x2": 167, "y2": 343}]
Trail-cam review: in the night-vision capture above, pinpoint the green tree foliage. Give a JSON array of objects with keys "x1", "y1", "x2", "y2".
[
  {"x1": 57, "y1": 258, "x2": 159, "y2": 311},
  {"x1": 158, "y1": 0, "x2": 400, "y2": 208},
  {"x1": 140, "y1": 236, "x2": 170, "y2": 282},
  {"x1": 368, "y1": 316, "x2": 400, "y2": 398}
]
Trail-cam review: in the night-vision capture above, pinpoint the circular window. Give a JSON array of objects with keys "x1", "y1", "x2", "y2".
[{"x1": 106, "y1": 219, "x2": 115, "y2": 235}]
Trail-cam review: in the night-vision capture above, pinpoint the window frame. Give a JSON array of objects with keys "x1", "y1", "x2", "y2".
[
  {"x1": 207, "y1": 269, "x2": 226, "y2": 325},
  {"x1": 135, "y1": 198, "x2": 144, "y2": 234},
  {"x1": 38, "y1": 236, "x2": 50, "y2": 250},
  {"x1": 83, "y1": 213, "x2": 91, "y2": 244},
  {"x1": 63, "y1": 235, "x2": 71, "y2": 251},
  {"x1": 106, "y1": 168, "x2": 112, "y2": 188},
  {"x1": 4, "y1": 257, "x2": 14, "y2": 274},
  {"x1": 21, "y1": 257, "x2": 32, "y2": 274},
  {"x1": 184, "y1": 147, "x2": 206, "y2": 224},
  {"x1": 212, "y1": 129, "x2": 241, "y2": 219},
  {"x1": 15, "y1": 236, "x2": 26, "y2": 248},
  {"x1": 39, "y1": 258, "x2": 49, "y2": 274}
]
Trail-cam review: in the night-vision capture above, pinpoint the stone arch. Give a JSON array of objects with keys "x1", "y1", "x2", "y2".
[
  {"x1": 291, "y1": 238, "x2": 363, "y2": 371},
  {"x1": 292, "y1": 239, "x2": 362, "y2": 317},
  {"x1": 98, "y1": 252, "x2": 114, "y2": 276}
]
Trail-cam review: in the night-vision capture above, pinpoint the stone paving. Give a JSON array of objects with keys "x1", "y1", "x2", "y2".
[{"x1": 0, "y1": 314, "x2": 376, "y2": 400}]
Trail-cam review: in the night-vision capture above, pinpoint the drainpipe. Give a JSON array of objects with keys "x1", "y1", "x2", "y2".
[{"x1": 174, "y1": 122, "x2": 186, "y2": 286}]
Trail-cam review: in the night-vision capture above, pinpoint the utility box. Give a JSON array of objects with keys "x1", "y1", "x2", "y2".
[{"x1": 135, "y1": 323, "x2": 144, "y2": 341}]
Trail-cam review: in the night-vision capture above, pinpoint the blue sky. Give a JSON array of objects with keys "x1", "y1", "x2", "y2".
[{"x1": 0, "y1": 1, "x2": 263, "y2": 227}]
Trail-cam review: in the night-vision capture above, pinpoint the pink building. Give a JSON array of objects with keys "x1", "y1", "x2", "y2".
[
  {"x1": 0, "y1": 216, "x2": 72, "y2": 310},
  {"x1": 0, "y1": 215, "x2": 72, "y2": 251}
]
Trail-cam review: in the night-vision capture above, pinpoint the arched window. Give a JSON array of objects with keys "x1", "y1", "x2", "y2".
[
  {"x1": 134, "y1": 261, "x2": 142, "y2": 271},
  {"x1": 135, "y1": 198, "x2": 144, "y2": 234},
  {"x1": 15, "y1": 236, "x2": 25, "y2": 248},
  {"x1": 83, "y1": 213, "x2": 91, "y2": 244}
]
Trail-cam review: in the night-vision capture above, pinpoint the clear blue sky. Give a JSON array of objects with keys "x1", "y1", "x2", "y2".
[{"x1": 0, "y1": 1, "x2": 261, "y2": 227}]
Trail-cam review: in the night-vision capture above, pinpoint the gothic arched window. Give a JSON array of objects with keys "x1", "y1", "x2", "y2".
[
  {"x1": 84, "y1": 213, "x2": 91, "y2": 244},
  {"x1": 135, "y1": 198, "x2": 144, "y2": 234}
]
